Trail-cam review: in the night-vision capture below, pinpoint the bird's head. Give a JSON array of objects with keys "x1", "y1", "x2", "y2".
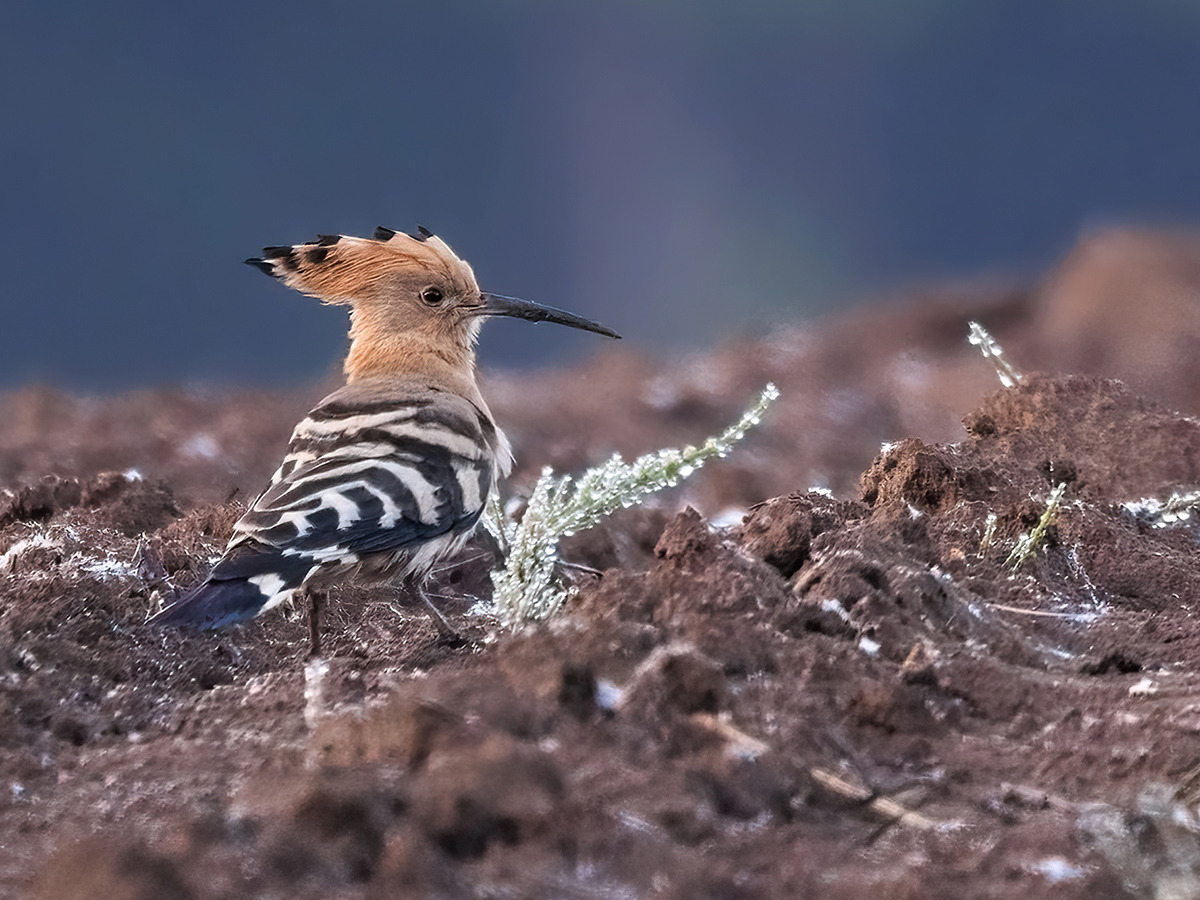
[{"x1": 246, "y1": 227, "x2": 618, "y2": 384}]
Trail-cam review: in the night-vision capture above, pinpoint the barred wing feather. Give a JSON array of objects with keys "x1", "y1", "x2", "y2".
[
  {"x1": 234, "y1": 437, "x2": 491, "y2": 560},
  {"x1": 149, "y1": 384, "x2": 500, "y2": 629}
]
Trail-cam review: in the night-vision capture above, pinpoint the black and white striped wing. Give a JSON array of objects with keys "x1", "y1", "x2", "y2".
[
  {"x1": 233, "y1": 392, "x2": 496, "y2": 569},
  {"x1": 148, "y1": 385, "x2": 504, "y2": 630}
]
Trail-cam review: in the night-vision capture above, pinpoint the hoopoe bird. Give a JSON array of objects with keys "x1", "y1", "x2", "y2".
[{"x1": 150, "y1": 226, "x2": 618, "y2": 652}]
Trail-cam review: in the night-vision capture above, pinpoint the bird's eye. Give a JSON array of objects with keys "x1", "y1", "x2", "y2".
[{"x1": 420, "y1": 287, "x2": 445, "y2": 306}]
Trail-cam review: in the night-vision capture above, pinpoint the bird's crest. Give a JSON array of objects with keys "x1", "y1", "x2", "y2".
[{"x1": 245, "y1": 226, "x2": 479, "y2": 306}]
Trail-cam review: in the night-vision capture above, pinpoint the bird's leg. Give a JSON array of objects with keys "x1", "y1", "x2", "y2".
[
  {"x1": 307, "y1": 589, "x2": 325, "y2": 657},
  {"x1": 408, "y1": 576, "x2": 462, "y2": 644}
]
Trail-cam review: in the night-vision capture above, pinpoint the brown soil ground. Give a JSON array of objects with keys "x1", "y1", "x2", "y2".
[{"x1": 7, "y1": 226, "x2": 1200, "y2": 898}]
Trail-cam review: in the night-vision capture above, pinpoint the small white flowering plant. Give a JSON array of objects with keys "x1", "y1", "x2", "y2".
[{"x1": 487, "y1": 383, "x2": 779, "y2": 624}]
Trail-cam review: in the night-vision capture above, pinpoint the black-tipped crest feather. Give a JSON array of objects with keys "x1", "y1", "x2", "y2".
[{"x1": 262, "y1": 246, "x2": 298, "y2": 270}]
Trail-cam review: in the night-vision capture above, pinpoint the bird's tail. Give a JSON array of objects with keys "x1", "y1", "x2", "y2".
[
  {"x1": 148, "y1": 578, "x2": 280, "y2": 630},
  {"x1": 149, "y1": 546, "x2": 311, "y2": 630}
]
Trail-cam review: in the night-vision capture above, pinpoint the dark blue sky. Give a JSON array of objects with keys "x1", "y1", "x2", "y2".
[{"x1": 4, "y1": 0, "x2": 1200, "y2": 389}]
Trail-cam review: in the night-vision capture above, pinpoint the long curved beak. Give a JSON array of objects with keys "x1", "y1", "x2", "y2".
[{"x1": 479, "y1": 293, "x2": 621, "y2": 339}]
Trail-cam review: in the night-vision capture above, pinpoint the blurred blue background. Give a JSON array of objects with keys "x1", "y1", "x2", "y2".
[{"x1": 4, "y1": 0, "x2": 1200, "y2": 389}]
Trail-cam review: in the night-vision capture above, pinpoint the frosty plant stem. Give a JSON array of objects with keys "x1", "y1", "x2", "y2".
[
  {"x1": 489, "y1": 383, "x2": 780, "y2": 624},
  {"x1": 1006, "y1": 482, "x2": 1067, "y2": 572},
  {"x1": 968, "y1": 321, "x2": 1024, "y2": 388}
]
